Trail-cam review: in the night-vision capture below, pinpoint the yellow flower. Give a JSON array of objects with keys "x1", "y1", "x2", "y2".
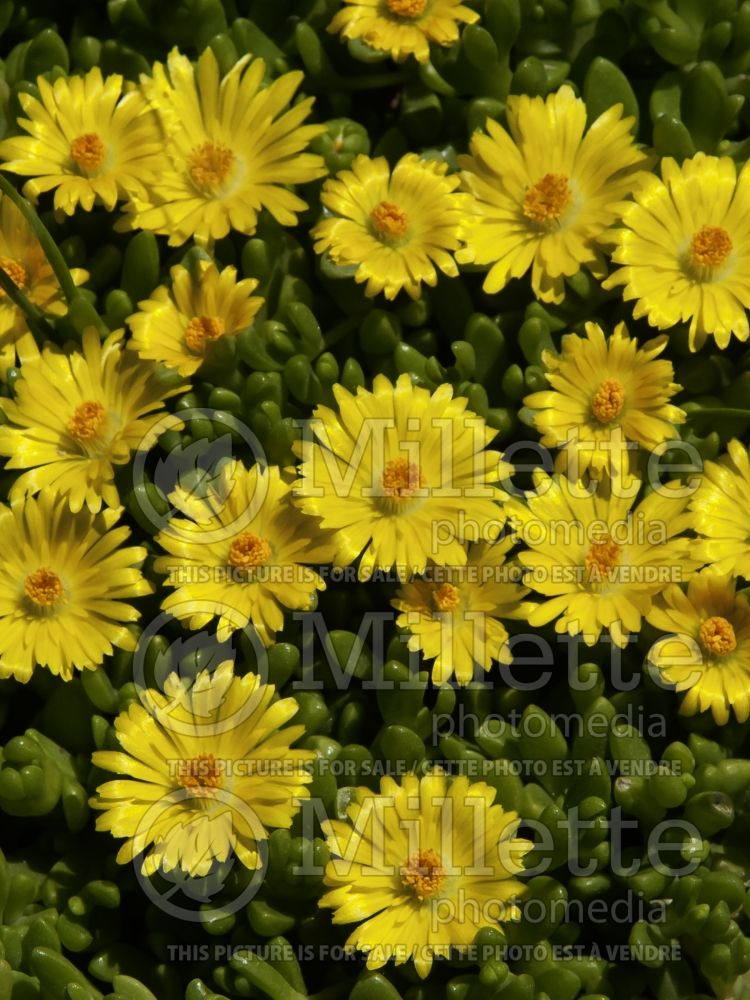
[
  {"x1": 0, "y1": 68, "x2": 161, "y2": 214},
  {"x1": 312, "y1": 153, "x2": 468, "y2": 300},
  {"x1": 0, "y1": 194, "x2": 87, "y2": 377},
  {"x1": 126, "y1": 48, "x2": 326, "y2": 245},
  {"x1": 604, "y1": 154, "x2": 750, "y2": 350},
  {"x1": 127, "y1": 260, "x2": 263, "y2": 377},
  {"x1": 91, "y1": 661, "x2": 314, "y2": 877},
  {"x1": 0, "y1": 493, "x2": 151, "y2": 683},
  {"x1": 691, "y1": 439, "x2": 750, "y2": 578},
  {"x1": 154, "y1": 462, "x2": 329, "y2": 645},
  {"x1": 524, "y1": 321, "x2": 685, "y2": 478},
  {"x1": 392, "y1": 538, "x2": 532, "y2": 684},
  {"x1": 647, "y1": 571, "x2": 750, "y2": 725},
  {"x1": 327, "y1": 0, "x2": 479, "y2": 64},
  {"x1": 0, "y1": 329, "x2": 184, "y2": 513},
  {"x1": 320, "y1": 772, "x2": 532, "y2": 979},
  {"x1": 295, "y1": 374, "x2": 510, "y2": 579},
  {"x1": 506, "y1": 474, "x2": 700, "y2": 647},
  {"x1": 457, "y1": 86, "x2": 650, "y2": 303}
]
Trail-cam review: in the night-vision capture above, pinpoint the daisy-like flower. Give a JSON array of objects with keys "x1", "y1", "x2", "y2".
[
  {"x1": 127, "y1": 47, "x2": 327, "y2": 246},
  {"x1": 524, "y1": 321, "x2": 685, "y2": 478},
  {"x1": 91, "y1": 661, "x2": 314, "y2": 877},
  {"x1": 457, "y1": 86, "x2": 651, "y2": 303},
  {"x1": 0, "y1": 329, "x2": 184, "y2": 513},
  {"x1": 312, "y1": 153, "x2": 468, "y2": 300},
  {"x1": 604, "y1": 154, "x2": 750, "y2": 350},
  {"x1": 154, "y1": 462, "x2": 329, "y2": 645},
  {"x1": 295, "y1": 374, "x2": 510, "y2": 579},
  {"x1": 0, "y1": 493, "x2": 151, "y2": 683},
  {"x1": 691, "y1": 439, "x2": 750, "y2": 578},
  {"x1": 321, "y1": 771, "x2": 532, "y2": 979},
  {"x1": 327, "y1": 0, "x2": 479, "y2": 64},
  {"x1": 128, "y1": 260, "x2": 263, "y2": 377},
  {"x1": 392, "y1": 538, "x2": 532, "y2": 685},
  {"x1": 0, "y1": 68, "x2": 161, "y2": 214},
  {"x1": 647, "y1": 570, "x2": 750, "y2": 725},
  {"x1": 0, "y1": 194, "x2": 87, "y2": 376},
  {"x1": 506, "y1": 474, "x2": 700, "y2": 647}
]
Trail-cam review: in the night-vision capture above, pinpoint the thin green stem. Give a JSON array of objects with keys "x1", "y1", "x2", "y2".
[
  {"x1": 685, "y1": 407, "x2": 750, "y2": 420},
  {"x1": 0, "y1": 267, "x2": 55, "y2": 344},
  {"x1": 323, "y1": 316, "x2": 359, "y2": 349},
  {"x1": 0, "y1": 171, "x2": 78, "y2": 303}
]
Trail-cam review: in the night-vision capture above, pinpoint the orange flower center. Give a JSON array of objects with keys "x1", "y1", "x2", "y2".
[
  {"x1": 24, "y1": 567, "x2": 64, "y2": 607},
  {"x1": 401, "y1": 849, "x2": 445, "y2": 899},
  {"x1": 381, "y1": 458, "x2": 424, "y2": 499},
  {"x1": 371, "y1": 200, "x2": 410, "y2": 241},
  {"x1": 70, "y1": 133, "x2": 106, "y2": 173},
  {"x1": 523, "y1": 173, "x2": 572, "y2": 225},
  {"x1": 176, "y1": 753, "x2": 223, "y2": 796},
  {"x1": 188, "y1": 142, "x2": 236, "y2": 194},
  {"x1": 585, "y1": 534, "x2": 622, "y2": 582},
  {"x1": 689, "y1": 225, "x2": 732, "y2": 269},
  {"x1": 591, "y1": 378, "x2": 625, "y2": 423},
  {"x1": 228, "y1": 532, "x2": 271, "y2": 571},
  {"x1": 185, "y1": 315, "x2": 226, "y2": 355},
  {"x1": 68, "y1": 401, "x2": 106, "y2": 442},
  {"x1": 0, "y1": 257, "x2": 28, "y2": 292},
  {"x1": 386, "y1": 0, "x2": 428, "y2": 16},
  {"x1": 699, "y1": 615, "x2": 736, "y2": 656},
  {"x1": 433, "y1": 582, "x2": 461, "y2": 612}
]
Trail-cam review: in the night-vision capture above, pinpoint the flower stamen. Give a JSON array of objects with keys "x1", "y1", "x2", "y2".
[
  {"x1": 188, "y1": 142, "x2": 237, "y2": 194},
  {"x1": 228, "y1": 533, "x2": 271, "y2": 573},
  {"x1": 585, "y1": 534, "x2": 622, "y2": 583},
  {"x1": 689, "y1": 226, "x2": 732, "y2": 271},
  {"x1": 0, "y1": 258, "x2": 28, "y2": 292},
  {"x1": 386, "y1": 0, "x2": 428, "y2": 17},
  {"x1": 523, "y1": 173, "x2": 572, "y2": 225},
  {"x1": 176, "y1": 753, "x2": 223, "y2": 796},
  {"x1": 699, "y1": 615, "x2": 736, "y2": 656},
  {"x1": 371, "y1": 201, "x2": 410, "y2": 243},
  {"x1": 185, "y1": 315, "x2": 226, "y2": 355},
  {"x1": 68, "y1": 401, "x2": 106, "y2": 442},
  {"x1": 25, "y1": 567, "x2": 64, "y2": 608},
  {"x1": 433, "y1": 582, "x2": 461, "y2": 612},
  {"x1": 70, "y1": 133, "x2": 106, "y2": 174},
  {"x1": 401, "y1": 849, "x2": 445, "y2": 899},
  {"x1": 591, "y1": 378, "x2": 626, "y2": 423}
]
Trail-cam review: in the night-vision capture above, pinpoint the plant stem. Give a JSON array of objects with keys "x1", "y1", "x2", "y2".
[
  {"x1": 0, "y1": 171, "x2": 79, "y2": 303},
  {"x1": 685, "y1": 407, "x2": 750, "y2": 420},
  {"x1": 0, "y1": 267, "x2": 55, "y2": 344}
]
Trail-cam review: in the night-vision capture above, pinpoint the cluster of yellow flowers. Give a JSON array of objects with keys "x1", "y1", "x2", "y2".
[
  {"x1": 0, "y1": 38, "x2": 746, "y2": 350},
  {"x1": 0, "y1": 2, "x2": 749, "y2": 979}
]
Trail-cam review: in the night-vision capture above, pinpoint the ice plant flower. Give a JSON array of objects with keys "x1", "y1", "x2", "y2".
[
  {"x1": 457, "y1": 86, "x2": 651, "y2": 303},
  {"x1": 647, "y1": 571, "x2": 750, "y2": 725},
  {"x1": 127, "y1": 47, "x2": 326, "y2": 245},
  {"x1": 0, "y1": 329, "x2": 184, "y2": 513},
  {"x1": 154, "y1": 462, "x2": 329, "y2": 645},
  {"x1": 327, "y1": 0, "x2": 479, "y2": 64},
  {"x1": 392, "y1": 538, "x2": 532, "y2": 685},
  {"x1": 524, "y1": 321, "x2": 685, "y2": 478},
  {"x1": 0, "y1": 493, "x2": 151, "y2": 683},
  {"x1": 0, "y1": 68, "x2": 161, "y2": 214},
  {"x1": 0, "y1": 194, "x2": 87, "y2": 376},
  {"x1": 691, "y1": 439, "x2": 750, "y2": 578},
  {"x1": 320, "y1": 772, "x2": 532, "y2": 978},
  {"x1": 91, "y1": 661, "x2": 314, "y2": 877},
  {"x1": 128, "y1": 260, "x2": 263, "y2": 377},
  {"x1": 312, "y1": 153, "x2": 468, "y2": 300},
  {"x1": 295, "y1": 374, "x2": 510, "y2": 579},
  {"x1": 604, "y1": 154, "x2": 750, "y2": 349},
  {"x1": 506, "y1": 473, "x2": 700, "y2": 647}
]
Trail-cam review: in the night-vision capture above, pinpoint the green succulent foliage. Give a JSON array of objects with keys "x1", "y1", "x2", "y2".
[{"x1": 0, "y1": 0, "x2": 749, "y2": 999}]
